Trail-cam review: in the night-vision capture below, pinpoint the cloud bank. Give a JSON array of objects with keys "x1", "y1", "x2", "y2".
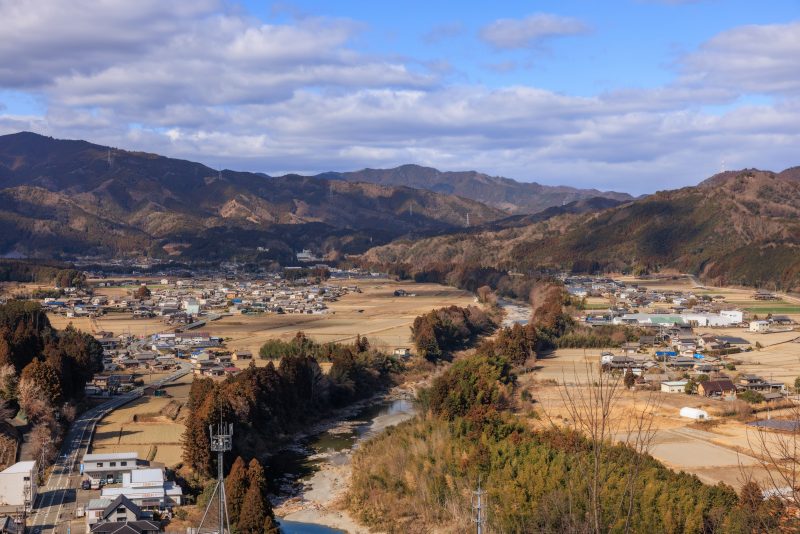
[{"x1": 0, "y1": 1, "x2": 798, "y2": 194}]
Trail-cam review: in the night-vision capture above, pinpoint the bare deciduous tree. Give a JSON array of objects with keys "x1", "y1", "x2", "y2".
[{"x1": 544, "y1": 363, "x2": 660, "y2": 534}]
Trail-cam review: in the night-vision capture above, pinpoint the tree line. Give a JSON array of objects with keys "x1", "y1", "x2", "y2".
[
  {"x1": 0, "y1": 259, "x2": 85, "y2": 287},
  {"x1": 0, "y1": 301, "x2": 103, "y2": 469},
  {"x1": 182, "y1": 333, "x2": 401, "y2": 479}
]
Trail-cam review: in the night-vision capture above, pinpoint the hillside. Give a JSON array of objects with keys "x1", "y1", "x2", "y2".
[
  {"x1": 361, "y1": 169, "x2": 800, "y2": 291},
  {"x1": 324, "y1": 164, "x2": 633, "y2": 214},
  {"x1": 0, "y1": 132, "x2": 506, "y2": 260}
]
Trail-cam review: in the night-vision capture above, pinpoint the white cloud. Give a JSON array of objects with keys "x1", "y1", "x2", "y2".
[
  {"x1": 680, "y1": 21, "x2": 800, "y2": 95},
  {"x1": 479, "y1": 13, "x2": 588, "y2": 50},
  {"x1": 0, "y1": 3, "x2": 798, "y2": 195}
]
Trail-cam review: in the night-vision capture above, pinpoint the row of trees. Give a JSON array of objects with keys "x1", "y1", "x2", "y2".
[
  {"x1": 0, "y1": 259, "x2": 85, "y2": 287},
  {"x1": 183, "y1": 333, "x2": 400, "y2": 478},
  {"x1": 410, "y1": 305, "x2": 494, "y2": 361},
  {"x1": 0, "y1": 301, "x2": 103, "y2": 469}
]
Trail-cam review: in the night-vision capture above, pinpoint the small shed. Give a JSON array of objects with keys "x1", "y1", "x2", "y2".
[
  {"x1": 661, "y1": 380, "x2": 688, "y2": 393},
  {"x1": 680, "y1": 407, "x2": 709, "y2": 420}
]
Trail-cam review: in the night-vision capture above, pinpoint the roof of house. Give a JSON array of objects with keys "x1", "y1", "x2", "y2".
[
  {"x1": 102, "y1": 495, "x2": 143, "y2": 520},
  {"x1": 700, "y1": 379, "x2": 736, "y2": 393},
  {"x1": 90, "y1": 520, "x2": 161, "y2": 534},
  {"x1": 130, "y1": 468, "x2": 164, "y2": 485},
  {"x1": 84, "y1": 452, "x2": 139, "y2": 462}
]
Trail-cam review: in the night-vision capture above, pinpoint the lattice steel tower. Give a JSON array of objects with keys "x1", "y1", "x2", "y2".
[{"x1": 197, "y1": 422, "x2": 233, "y2": 534}]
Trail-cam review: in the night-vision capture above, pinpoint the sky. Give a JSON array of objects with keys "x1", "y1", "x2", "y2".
[{"x1": 0, "y1": 0, "x2": 799, "y2": 194}]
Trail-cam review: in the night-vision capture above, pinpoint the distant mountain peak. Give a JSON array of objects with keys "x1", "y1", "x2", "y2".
[{"x1": 325, "y1": 164, "x2": 632, "y2": 214}]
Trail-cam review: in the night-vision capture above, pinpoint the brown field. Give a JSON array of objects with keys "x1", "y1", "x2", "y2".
[
  {"x1": 526, "y1": 348, "x2": 791, "y2": 490},
  {"x1": 89, "y1": 373, "x2": 193, "y2": 467},
  {"x1": 201, "y1": 279, "x2": 476, "y2": 357},
  {"x1": 87, "y1": 279, "x2": 475, "y2": 464}
]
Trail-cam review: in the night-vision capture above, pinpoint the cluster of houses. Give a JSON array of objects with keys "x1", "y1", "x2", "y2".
[
  {"x1": 44, "y1": 274, "x2": 361, "y2": 320},
  {"x1": 81, "y1": 452, "x2": 182, "y2": 532},
  {"x1": 86, "y1": 330, "x2": 235, "y2": 395},
  {"x1": 566, "y1": 276, "x2": 795, "y2": 332}
]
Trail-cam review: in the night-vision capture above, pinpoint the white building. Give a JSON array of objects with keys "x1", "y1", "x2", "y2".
[
  {"x1": 661, "y1": 380, "x2": 688, "y2": 394},
  {"x1": 0, "y1": 461, "x2": 37, "y2": 510},
  {"x1": 82, "y1": 452, "x2": 139, "y2": 484},
  {"x1": 679, "y1": 407, "x2": 709, "y2": 420},
  {"x1": 750, "y1": 320, "x2": 770, "y2": 333},
  {"x1": 100, "y1": 468, "x2": 183, "y2": 510}
]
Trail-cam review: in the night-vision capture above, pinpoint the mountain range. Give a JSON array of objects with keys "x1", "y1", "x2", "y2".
[
  {"x1": 322, "y1": 164, "x2": 633, "y2": 214},
  {"x1": 361, "y1": 168, "x2": 800, "y2": 291},
  {"x1": 0, "y1": 132, "x2": 625, "y2": 262}
]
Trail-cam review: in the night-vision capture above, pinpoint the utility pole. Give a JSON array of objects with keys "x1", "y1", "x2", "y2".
[{"x1": 472, "y1": 477, "x2": 487, "y2": 534}]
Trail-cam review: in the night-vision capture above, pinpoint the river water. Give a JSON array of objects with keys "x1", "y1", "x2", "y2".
[
  {"x1": 498, "y1": 298, "x2": 532, "y2": 327},
  {"x1": 272, "y1": 396, "x2": 416, "y2": 533}
]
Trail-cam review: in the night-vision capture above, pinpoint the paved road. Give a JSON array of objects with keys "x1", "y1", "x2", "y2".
[{"x1": 28, "y1": 364, "x2": 191, "y2": 534}]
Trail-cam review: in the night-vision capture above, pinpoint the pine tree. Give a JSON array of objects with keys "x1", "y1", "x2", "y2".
[
  {"x1": 237, "y1": 483, "x2": 266, "y2": 534},
  {"x1": 225, "y1": 456, "x2": 249, "y2": 524},
  {"x1": 237, "y1": 459, "x2": 276, "y2": 534}
]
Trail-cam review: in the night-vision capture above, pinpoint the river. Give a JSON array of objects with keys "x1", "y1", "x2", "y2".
[
  {"x1": 498, "y1": 298, "x2": 532, "y2": 327},
  {"x1": 272, "y1": 394, "x2": 417, "y2": 533}
]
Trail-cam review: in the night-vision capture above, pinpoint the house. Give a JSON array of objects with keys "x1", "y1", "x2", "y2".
[
  {"x1": 661, "y1": 380, "x2": 688, "y2": 393},
  {"x1": 232, "y1": 350, "x2": 252, "y2": 361},
  {"x1": 393, "y1": 348, "x2": 411, "y2": 358},
  {"x1": 0, "y1": 461, "x2": 37, "y2": 511},
  {"x1": 638, "y1": 336, "x2": 657, "y2": 347},
  {"x1": 621, "y1": 342, "x2": 641, "y2": 355},
  {"x1": 736, "y1": 374, "x2": 786, "y2": 393},
  {"x1": 750, "y1": 320, "x2": 770, "y2": 333},
  {"x1": 762, "y1": 391, "x2": 785, "y2": 403},
  {"x1": 772, "y1": 315, "x2": 794, "y2": 326},
  {"x1": 100, "y1": 468, "x2": 183, "y2": 510},
  {"x1": 86, "y1": 495, "x2": 147, "y2": 526},
  {"x1": 82, "y1": 452, "x2": 140, "y2": 485},
  {"x1": 698, "y1": 379, "x2": 736, "y2": 398},
  {"x1": 91, "y1": 520, "x2": 161, "y2": 533}
]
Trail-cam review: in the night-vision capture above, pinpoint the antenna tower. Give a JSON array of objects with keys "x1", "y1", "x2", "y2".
[
  {"x1": 472, "y1": 477, "x2": 487, "y2": 534},
  {"x1": 197, "y1": 422, "x2": 233, "y2": 534},
  {"x1": 466, "y1": 213, "x2": 470, "y2": 226}
]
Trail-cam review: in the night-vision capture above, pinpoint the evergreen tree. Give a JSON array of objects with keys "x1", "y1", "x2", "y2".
[
  {"x1": 225, "y1": 456, "x2": 249, "y2": 524},
  {"x1": 237, "y1": 459, "x2": 276, "y2": 534}
]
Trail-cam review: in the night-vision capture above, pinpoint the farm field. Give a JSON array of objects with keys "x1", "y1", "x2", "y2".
[
  {"x1": 89, "y1": 372, "x2": 193, "y2": 467},
  {"x1": 527, "y1": 353, "x2": 778, "y2": 491}
]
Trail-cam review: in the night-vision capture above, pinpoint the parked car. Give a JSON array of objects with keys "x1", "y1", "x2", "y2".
[{"x1": 81, "y1": 479, "x2": 91, "y2": 490}]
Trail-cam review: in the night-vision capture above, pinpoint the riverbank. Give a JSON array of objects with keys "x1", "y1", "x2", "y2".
[
  {"x1": 498, "y1": 297, "x2": 532, "y2": 327},
  {"x1": 274, "y1": 386, "x2": 417, "y2": 533}
]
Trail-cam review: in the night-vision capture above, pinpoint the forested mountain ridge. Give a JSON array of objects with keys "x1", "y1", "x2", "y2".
[
  {"x1": 361, "y1": 169, "x2": 800, "y2": 291},
  {"x1": 0, "y1": 132, "x2": 506, "y2": 260},
  {"x1": 324, "y1": 163, "x2": 633, "y2": 214}
]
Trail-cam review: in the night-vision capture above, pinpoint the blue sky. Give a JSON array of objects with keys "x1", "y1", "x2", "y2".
[{"x1": 1, "y1": 0, "x2": 799, "y2": 193}]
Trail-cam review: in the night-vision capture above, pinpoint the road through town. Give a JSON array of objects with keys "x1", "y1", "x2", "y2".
[{"x1": 28, "y1": 364, "x2": 191, "y2": 534}]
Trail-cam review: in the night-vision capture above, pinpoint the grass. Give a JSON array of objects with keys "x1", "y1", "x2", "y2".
[
  {"x1": 584, "y1": 303, "x2": 611, "y2": 310},
  {"x1": 744, "y1": 306, "x2": 800, "y2": 314}
]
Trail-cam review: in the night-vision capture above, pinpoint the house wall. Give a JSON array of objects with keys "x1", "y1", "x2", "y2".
[{"x1": 0, "y1": 469, "x2": 36, "y2": 508}]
